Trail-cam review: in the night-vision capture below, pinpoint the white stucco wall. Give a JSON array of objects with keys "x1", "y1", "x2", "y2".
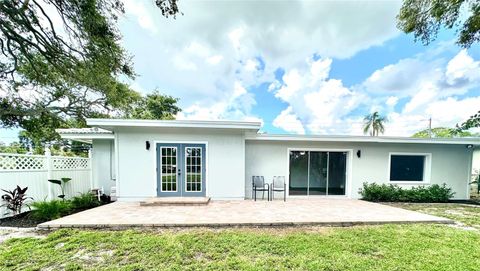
[
  {"x1": 245, "y1": 140, "x2": 473, "y2": 199},
  {"x1": 472, "y1": 149, "x2": 480, "y2": 173},
  {"x1": 115, "y1": 127, "x2": 245, "y2": 200},
  {"x1": 91, "y1": 139, "x2": 115, "y2": 195}
]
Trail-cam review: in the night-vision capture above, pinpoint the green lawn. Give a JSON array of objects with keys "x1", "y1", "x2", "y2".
[
  {"x1": 1, "y1": 225, "x2": 480, "y2": 270},
  {"x1": 387, "y1": 202, "x2": 480, "y2": 229}
]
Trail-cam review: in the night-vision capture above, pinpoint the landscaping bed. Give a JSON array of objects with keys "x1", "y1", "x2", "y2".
[
  {"x1": 0, "y1": 212, "x2": 44, "y2": 228},
  {"x1": 1, "y1": 192, "x2": 108, "y2": 228}
]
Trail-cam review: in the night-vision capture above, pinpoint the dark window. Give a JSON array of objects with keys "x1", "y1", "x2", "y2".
[{"x1": 390, "y1": 155, "x2": 425, "y2": 181}]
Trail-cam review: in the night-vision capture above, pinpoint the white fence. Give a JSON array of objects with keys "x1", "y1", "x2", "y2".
[{"x1": 0, "y1": 150, "x2": 92, "y2": 216}]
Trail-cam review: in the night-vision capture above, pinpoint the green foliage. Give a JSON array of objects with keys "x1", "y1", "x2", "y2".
[
  {"x1": 30, "y1": 200, "x2": 72, "y2": 221},
  {"x1": 0, "y1": 142, "x2": 28, "y2": 154},
  {"x1": 48, "y1": 178, "x2": 72, "y2": 200},
  {"x1": 70, "y1": 193, "x2": 101, "y2": 210},
  {"x1": 397, "y1": 0, "x2": 480, "y2": 48},
  {"x1": 2, "y1": 226, "x2": 480, "y2": 270},
  {"x1": 363, "y1": 112, "x2": 387, "y2": 136},
  {"x1": 360, "y1": 182, "x2": 454, "y2": 202},
  {"x1": 457, "y1": 110, "x2": 480, "y2": 131},
  {"x1": 1, "y1": 186, "x2": 32, "y2": 215},
  {"x1": 0, "y1": 0, "x2": 181, "y2": 147},
  {"x1": 30, "y1": 192, "x2": 101, "y2": 221},
  {"x1": 412, "y1": 127, "x2": 475, "y2": 138},
  {"x1": 124, "y1": 90, "x2": 182, "y2": 120}
]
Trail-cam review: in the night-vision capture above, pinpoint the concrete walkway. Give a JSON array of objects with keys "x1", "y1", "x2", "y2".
[{"x1": 38, "y1": 199, "x2": 452, "y2": 229}]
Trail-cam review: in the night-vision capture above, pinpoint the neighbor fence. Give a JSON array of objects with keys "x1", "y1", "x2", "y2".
[{"x1": 0, "y1": 149, "x2": 92, "y2": 216}]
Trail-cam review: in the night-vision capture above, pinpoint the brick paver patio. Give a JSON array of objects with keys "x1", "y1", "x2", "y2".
[{"x1": 38, "y1": 198, "x2": 452, "y2": 229}]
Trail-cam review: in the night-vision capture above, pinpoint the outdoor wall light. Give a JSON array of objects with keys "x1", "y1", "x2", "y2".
[
  {"x1": 146, "y1": 141, "x2": 151, "y2": 150},
  {"x1": 356, "y1": 150, "x2": 361, "y2": 158},
  {"x1": 466, "y1": 144, "x2": 474, "y2": 149}
]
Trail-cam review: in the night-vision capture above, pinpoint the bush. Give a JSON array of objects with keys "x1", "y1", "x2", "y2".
[
  {"x1": 30, "y1": 200, "x2": 72, "y2": 221},
  {"x1": 359, "y1": 182, "x2": 454, "y2": 203},
  {"x1": 71, "y1": 192, "x2": 101, "y2": 210}
]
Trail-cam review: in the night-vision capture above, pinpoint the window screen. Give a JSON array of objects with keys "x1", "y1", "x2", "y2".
[{"x1": 390, "y1": 155, "x2": 425, "y2": 181}]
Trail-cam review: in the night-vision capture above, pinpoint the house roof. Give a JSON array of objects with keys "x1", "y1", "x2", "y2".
[
  {"x1": 86, "y1": 118, "x2": 262, "y2": 131},
  {"x1": 247, "y1": 134, "x2": 480, "y2": 145},
  {"x1": 56, "y1": 127, "x2": 114, "y2": 143},
  {"x1": 61, "y1": 119, "x2": 480, "y2": 146}
]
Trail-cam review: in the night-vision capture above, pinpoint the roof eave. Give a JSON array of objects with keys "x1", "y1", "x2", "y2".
[
  {"x1": 86, "y1": 118, "x2": 262, "y2": 131},
  {"x1": 246, "y1": 134, "x2": 480, "y2": 145},
  {"x1": 58, "y1": 133, "x2": 114, "y2": 143}
]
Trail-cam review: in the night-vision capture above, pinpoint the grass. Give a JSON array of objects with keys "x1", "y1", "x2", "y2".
[
  {"x1": 387, "y1": 202, "x2": 480, "y2": 229},
  {"x1": 1, "y1": 225, "x2": 480, "y2": 270}
]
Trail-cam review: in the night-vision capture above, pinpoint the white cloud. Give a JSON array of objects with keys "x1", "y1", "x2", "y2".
[
  {"x1": 385, "y1": 96, "x2": 399, "y2": 107},
  {"x1": 446, "y1": 49, "x2": 480, "y2": 84},
  {"x1": 271, "y1": 57, "x2": 364, "y2": 134},
  {"x1": 118, "y1": 1, "x2": 480, "y2": 137},
  {"x1": 176, "y1": 81, "x2": 257, "y2": 121},
  {"x1": 275, "y1": 70, "x2": 303, "y2": 101},
  {"x1": 122, "y1": 0, "x2": 158, "y2": 34},
  {"x1": 119, "y1": 0, "x2": 402, "y2": 122},
  {"x1": 386, "y1": 96, "x2": 480, "y2": 136},
  {"x1": 358, "y1": 48, "x2": 480, "y2": 135},
  {"x1": 273, "y1": 107, "x2": 305, "y2": 134}
]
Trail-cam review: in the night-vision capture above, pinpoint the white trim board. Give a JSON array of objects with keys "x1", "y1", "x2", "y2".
[
  {"x1": 87, "y1": 118, "x2": 261, "y2": 131},
  {"x1": 248, "y1": 134, "x2": 480, "y2": 145}
]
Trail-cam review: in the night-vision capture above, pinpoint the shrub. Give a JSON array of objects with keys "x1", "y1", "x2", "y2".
[
  {"x1": 30, "y1": 200, "x2": 72, "y2": 221},
  {"x1": 359, "y1": 182, "x2": 454, "y2": 203},
  {"x1": 71, "y1": 192, "x2": 101, "y2": 210},
  {"x1": 1, "y1": 186, "x2": 32, "y2": 215}
]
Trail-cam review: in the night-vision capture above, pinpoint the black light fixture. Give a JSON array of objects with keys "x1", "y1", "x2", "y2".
[
  {"x1": 146, "y1": 141, "x2": 151, "y2": 150},
  {"x1": 356, "y1": 150, "x2": 361, "y2": 158},
  {"x1": 466, "y1": 144, "x2": 474, "y2": 149}
]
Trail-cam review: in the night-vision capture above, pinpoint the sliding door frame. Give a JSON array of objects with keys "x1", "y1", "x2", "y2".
[{"x1": 287, "y1": 148, "x2": 353, "y2": 198}]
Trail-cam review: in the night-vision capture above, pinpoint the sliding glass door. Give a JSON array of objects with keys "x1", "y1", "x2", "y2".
[{"x1": 289, "y1": 151, "x2": 347, "y2": 196}]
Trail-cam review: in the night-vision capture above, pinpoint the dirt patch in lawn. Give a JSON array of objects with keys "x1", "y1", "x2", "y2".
[
  {"x1": 384, "y1": 202, "x2": 480, "y2": 230},
  {"x1": 0, "y1": 227, "x2": 46, "y2": 244}
]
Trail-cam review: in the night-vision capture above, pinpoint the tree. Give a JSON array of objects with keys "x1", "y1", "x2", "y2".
[
  {"x1": 0, "y1": 0, "x2": 181, "y2": 142},
  {"x1": 363, "y1": 112, "x2": 387, "y2": 136},
  {"x1": 125, "y1": 90, "x2": 181, "y2": 120},
  {"x1": 457, "y1": 111, "x2": 480, "y2": 131},
  {"x1": 412, "y1": 127, "x2": 475, "y2": 138},
  {"x1": 397, "y1": 0, "x2": 480, "y2": 48}
]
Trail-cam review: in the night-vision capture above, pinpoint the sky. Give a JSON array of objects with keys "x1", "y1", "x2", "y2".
[{"x1": 1, "y1": 0, "x2": 480, "y2": 143}]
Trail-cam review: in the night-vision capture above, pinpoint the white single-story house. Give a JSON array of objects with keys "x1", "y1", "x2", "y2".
[{"x1": 57, "y1": 118, "x2": 480, "y2": 201}]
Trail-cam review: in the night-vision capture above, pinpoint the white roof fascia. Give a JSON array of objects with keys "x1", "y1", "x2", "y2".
[
  {"x1": 86, "y1": 118, "x2": 262, "y2": 131},
  {"x1": 247, "y1": 134, "x2": 480, "y2": 145},
  {"x1": 59, "y1": 133, "x2": 114, "y2": 140}
]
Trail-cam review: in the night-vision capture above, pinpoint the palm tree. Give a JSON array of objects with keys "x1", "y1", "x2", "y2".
[{"x1": 363, "y1": 112, "x2": 387, "y2": 136}]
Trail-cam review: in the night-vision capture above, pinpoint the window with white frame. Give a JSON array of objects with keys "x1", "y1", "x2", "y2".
[{"x1": 389, "y1": 153, "x2": 431, "y2": 182}]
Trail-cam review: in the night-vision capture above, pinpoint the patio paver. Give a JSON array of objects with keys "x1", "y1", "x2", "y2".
[{"x1": 38, "y1": 198, "x2": 452, "y2": 229}]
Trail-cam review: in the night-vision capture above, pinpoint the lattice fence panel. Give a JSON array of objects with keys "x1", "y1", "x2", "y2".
[
  {"x1": 0, "y1": 154, "x2": 46, "y2": 171},
  {"x1": 52, "y1": 157, "x2": 89, "y2": 170}
]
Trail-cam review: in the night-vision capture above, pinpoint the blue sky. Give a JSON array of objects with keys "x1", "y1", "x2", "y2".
[{"x1": 1, "y1": 0, "x2": 480, "y2": 143}]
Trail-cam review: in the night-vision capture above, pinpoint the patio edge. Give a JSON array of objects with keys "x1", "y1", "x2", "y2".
[{"x1": 37, "y1": 219, "x2": 454, "y2": 230}]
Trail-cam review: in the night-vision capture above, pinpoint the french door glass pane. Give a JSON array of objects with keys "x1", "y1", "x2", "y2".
[
  {"x1": 328, "y1": 152, "x2": 346, "y2": 195},
  {"x1": 161, "y1": 147, "x2": 177, "y2": 191},
  {"x1": 185, "y1": 147, "x2": 202, "y2": 192},
  {"x1": 309, "y1": 152, "x2": 328, "y2": 195},
  {"x1": 289, "y1": 151, "x2": 308, "y2": 195}
]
